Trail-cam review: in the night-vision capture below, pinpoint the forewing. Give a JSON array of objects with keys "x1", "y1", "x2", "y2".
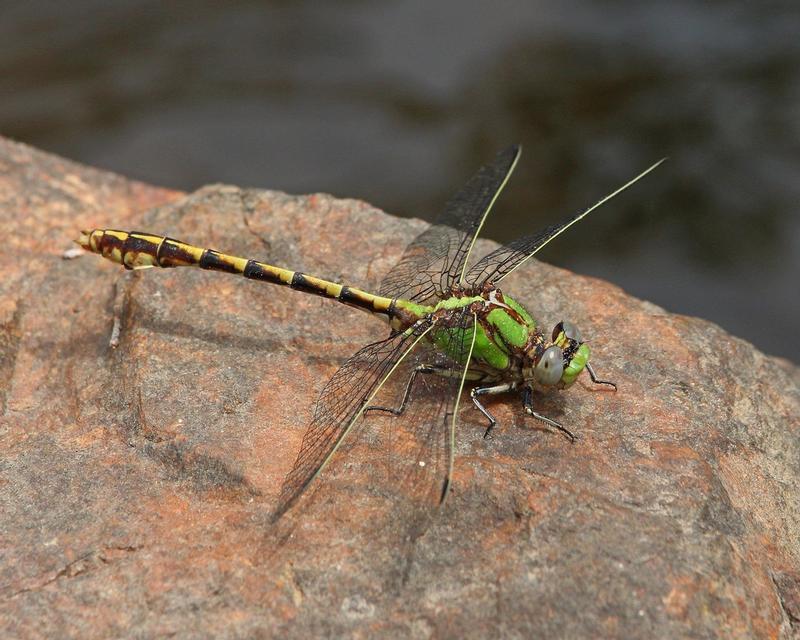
[
  {"x1": 273, "y1": 320, "x2": 434, "y2": 519},
  {"x1": 467, "y1": 158, "x2": 666, "y2": 286},
  {"x1": 380, "y1": 145, "x2": 521, "y2": 303}
]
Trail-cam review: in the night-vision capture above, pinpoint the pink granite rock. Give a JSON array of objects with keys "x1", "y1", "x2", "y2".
[{"x1": 1, "y1": 136, "x2": 798, "y2": 638}]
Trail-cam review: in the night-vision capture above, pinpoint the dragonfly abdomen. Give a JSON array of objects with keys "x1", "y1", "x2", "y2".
[{"x1": 78, "y1": 229, "x2": 395, "y2": 316}]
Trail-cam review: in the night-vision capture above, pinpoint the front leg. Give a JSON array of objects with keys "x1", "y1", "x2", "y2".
[
  {"x1": 585, "y1": 363, "x2": 617, "y2": 391},
  {"x1": 521, "y1": 385, "x2": 575, "y2": 443}
]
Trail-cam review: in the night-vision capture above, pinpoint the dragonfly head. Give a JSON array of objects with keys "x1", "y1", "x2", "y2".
[{"x1": 530, "y1": 321, "x2": 591, "y2": 389}]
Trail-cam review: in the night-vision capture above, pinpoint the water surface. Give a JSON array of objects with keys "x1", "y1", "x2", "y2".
[{"x1": 2, "y1": 0, "x2": 797, "y2": 360}]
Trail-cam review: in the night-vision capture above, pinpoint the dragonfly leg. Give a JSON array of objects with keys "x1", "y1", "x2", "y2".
[
  {"x1": 471, "y1": 383, "x2": 516, "y2": 439},
  {"x1": 585, "y1": 363, "x2": 617, "y2": 391},
  {"x1": 364, "y1": 364, "x2": 437, "y2": 416},
  {"x1": 522, "y1": 385, "x2": 575, "y2": 443}
]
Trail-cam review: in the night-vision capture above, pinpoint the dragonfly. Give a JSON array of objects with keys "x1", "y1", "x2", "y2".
[{"x1": 78, "y1": 145, "x2": 663, "y2": 519}]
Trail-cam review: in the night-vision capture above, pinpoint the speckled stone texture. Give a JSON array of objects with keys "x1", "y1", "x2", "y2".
[{"x1": 1, "y1": 136, "x2": 799, "y2": 639}]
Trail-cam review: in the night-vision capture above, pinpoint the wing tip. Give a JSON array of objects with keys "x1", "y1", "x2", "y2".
[
  {"x1": 270, "y1": 485, "x2": 305, "y2": 523},
  {"x1": 502, "y1": 143, "x2": 522, "y2": 160}
]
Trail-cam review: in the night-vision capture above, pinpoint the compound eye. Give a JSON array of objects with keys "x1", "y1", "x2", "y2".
[
  {"x1": 553, "y1": 320, "x2": 582, "y2": 343},
  {"x1": 535, "y1": 345, "x2": 564, "y2": 386}
]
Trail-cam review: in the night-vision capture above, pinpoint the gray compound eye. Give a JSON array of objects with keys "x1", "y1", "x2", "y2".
[
  {"x1": 535, "y1": 345, "x2": 564, "y2": 386},
  {"x1": 553, "y1": 320, "x2": 582, "y2": 343}
]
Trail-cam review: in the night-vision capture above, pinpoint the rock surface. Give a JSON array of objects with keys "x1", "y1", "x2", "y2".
[{"x1": 1, "y1": 136, "x2": 799, "y2": 639}]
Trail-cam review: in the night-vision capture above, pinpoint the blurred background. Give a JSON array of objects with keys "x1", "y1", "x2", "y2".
[{"x1": 2, "y1": 1, "x2": 798, "y2": 361}]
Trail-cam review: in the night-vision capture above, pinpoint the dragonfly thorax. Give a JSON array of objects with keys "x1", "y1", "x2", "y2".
[
  {"x1": 471, "y1": 292, "x2": 592, "y2": 390},
  {"x1": 392, "y1": 288, "x2": 592, "y2": 389}
]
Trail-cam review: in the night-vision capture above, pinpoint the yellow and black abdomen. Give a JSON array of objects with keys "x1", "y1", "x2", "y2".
[
  {"x1": 77, "y1": 229, "x2": 395, "y2": 316},
  {"x1": 79, "y1": 229, "x2": 255, "y2": 273}
]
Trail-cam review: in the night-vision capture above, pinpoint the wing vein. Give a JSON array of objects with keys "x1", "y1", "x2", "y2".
[
  {"x1": 273, "y1": 320, "x2": 436, "y2": 518},
  {"x1": 467, "y1": 158, "x2": 666, "y2": 286}
]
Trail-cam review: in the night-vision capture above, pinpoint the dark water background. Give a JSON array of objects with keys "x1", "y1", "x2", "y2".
[{"x1": 2, "y1": 1, "x2": 798, "y2": 361}]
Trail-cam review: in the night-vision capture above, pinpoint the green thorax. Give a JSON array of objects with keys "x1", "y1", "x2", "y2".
[{"x1": 394, "y1": 290, "x2": 539, "y2": 372}]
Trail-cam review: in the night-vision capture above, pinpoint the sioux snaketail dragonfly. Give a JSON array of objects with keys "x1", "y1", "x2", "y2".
[{"x1": 78, "y1": 145, "x2": 663, "y2": 518}]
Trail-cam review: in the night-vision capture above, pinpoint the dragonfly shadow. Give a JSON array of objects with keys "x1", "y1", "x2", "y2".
[
  {"x1": 115, "y1": 389, "x2": 264, "y2": 501},
  {"x1": 141, "y1": 439, "x2": 263, "y2": 500},
  {"x1": 136, "y1": 315, "x2": 285, "y2": 354}
]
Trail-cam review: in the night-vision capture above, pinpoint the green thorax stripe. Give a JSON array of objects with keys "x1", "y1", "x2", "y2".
[{"x1": 78, "y1": 229, "x2": 394, "y2": 315}]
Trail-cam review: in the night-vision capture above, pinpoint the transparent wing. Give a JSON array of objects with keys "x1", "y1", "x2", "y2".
[
  {"x1": 381, "y1": 308, "x2": 478, "y2": 511},
  {"x1": 465, "y1": 219, "x2": 568, "y2": 286},
  {"x1": 466, "y1": 158, "x2": 667, "y2": 286},
  {"x1": 379, "y1": 145, "x2": 521, "y2": 303},
  {"x1": 273, "y1": 320, "x2": 435, "y2": 519}
]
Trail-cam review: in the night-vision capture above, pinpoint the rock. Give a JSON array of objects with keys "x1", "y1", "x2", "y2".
[{"x1": 1, "y1": 136, "x2": 798, "y2": 639}]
